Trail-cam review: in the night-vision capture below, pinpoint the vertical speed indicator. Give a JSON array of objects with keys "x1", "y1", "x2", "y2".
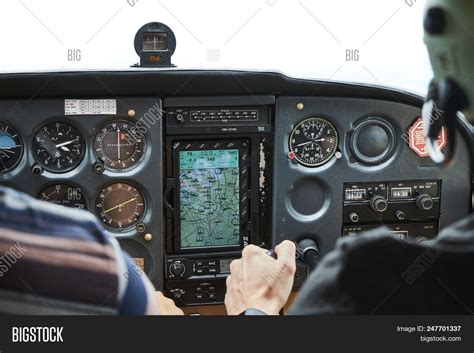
[
  {"x1": 288, "y1": 117, "x2": 338, "y2": 167},
  {"x1": 37, "y1": 183, "x2": 86, "y2": 209}
]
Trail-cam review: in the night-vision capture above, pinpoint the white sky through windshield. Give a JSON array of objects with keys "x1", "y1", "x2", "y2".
[{"x1": 0, "y1": 0, "x2": 432, "y2": 95}]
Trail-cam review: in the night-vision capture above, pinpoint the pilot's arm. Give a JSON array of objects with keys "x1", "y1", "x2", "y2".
[
  {"x1": 0, "y1": 186, "x2": 182, "y2": 315},
  {"x1": 225, "y1": 238, "x2": 352, "y2": 315},
  {"x1": 225, "y1": 235, "x2": 392, "y2": 315},
  {"x1": 224, "y1": 234, "x2": 393, "y2": 315},
  {"x1": 225, "y1": 241, "x2": 297, "y2": 315},
  {"x1": 226, "y1": 217, "x2": 474, "y2": 315}
]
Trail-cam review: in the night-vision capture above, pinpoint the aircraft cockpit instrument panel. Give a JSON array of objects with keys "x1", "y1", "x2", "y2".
[{"x1": 0, "y1": 71, "x2": 470, "y2": 307}]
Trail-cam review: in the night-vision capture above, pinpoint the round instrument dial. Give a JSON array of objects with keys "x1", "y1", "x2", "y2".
[
  {"x1": 93, "y1": 120, "x2": 146, "y2": 171},
  {"x1": 0, "y1": 123, "x2": 23, "y2": 173},
  {"x1": 32, "y1": 122, "x2": 85, "y2": 172},
  {"x1": 95, "y1": 182, "x2": 146, "y2": 230},
  {"x1": 288, "y1": 117, "x2": 338, "y2": 167},
  {"x1": 37, "y1": 183, "x2": 87, "y2": 209}
]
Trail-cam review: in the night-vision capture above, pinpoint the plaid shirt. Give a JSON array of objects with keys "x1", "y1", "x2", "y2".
[{"x1": 0, "y1": 186, "x2": 154, "y2": 315}]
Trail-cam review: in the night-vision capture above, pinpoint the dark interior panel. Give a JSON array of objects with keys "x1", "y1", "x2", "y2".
[
  {"x1": 0, "y1": 97, "x2": 164, "y2": 288},
  {"x1": 272, "y1": 96, "x2": 470, "y2": 286}
]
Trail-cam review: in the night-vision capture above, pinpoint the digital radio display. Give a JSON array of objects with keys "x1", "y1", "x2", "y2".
[{"x1": 178, "y1": 149, "x2": 240, "y2": 249}]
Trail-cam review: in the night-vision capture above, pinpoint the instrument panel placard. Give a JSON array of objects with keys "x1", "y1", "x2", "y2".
[{"x1": 64, "y1": 99, "x2": 117, "y2": 115}]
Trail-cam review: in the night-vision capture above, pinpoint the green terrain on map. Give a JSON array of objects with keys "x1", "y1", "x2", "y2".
[{"x1": 179, "y1": 149, "x2": 240, "y2": 249}]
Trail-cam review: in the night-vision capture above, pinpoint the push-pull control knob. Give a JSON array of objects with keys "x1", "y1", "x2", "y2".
[
  {"x1": 170, "y1": 261, "x2": 186, "y2": 277},
  {"x1": 349, "y1": 213, "x2": 359, "y2": 223},
  {"x1": 395, "y1": 210, "x2": 406, "y2": 220},
  {"x1": 370, "y1": 195, "x2": 388, "y2": 212},
  {"x1": 417, "y1": 194, "x2": 434, "y2": 210}
]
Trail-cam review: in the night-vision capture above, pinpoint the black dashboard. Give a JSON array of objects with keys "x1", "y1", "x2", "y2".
[{"x1": 0, "y1": 70, "x2": 471, "y2": 307}]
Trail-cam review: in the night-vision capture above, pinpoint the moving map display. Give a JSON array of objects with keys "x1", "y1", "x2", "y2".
[{"x1": 179, "y1": 149, "x2": 240, "y2": 249}]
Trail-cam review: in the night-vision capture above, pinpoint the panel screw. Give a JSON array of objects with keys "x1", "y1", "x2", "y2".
[
  {"x1": 144, "y1": 233, "x2": 152, "y2": 241},
  {"x1": 31, "y1": 165, "x2": 43, "y2": 175},
  {"x1": 93, "y1": 162, "x2": 105, "y2": 174},
  {"x1": 128, "y1": 109, "x2": 136, "y2": 118},
  {"x1": 296, "y1": 102, "x2": 304, "y2": 111}
]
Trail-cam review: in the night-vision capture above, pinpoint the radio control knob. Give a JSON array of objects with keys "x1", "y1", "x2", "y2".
[
  {"x1": 171, "y1": 288, "x2": 184, "y2": 299},
  {"x1": 417, "y1": 194, "x2": 433, "y2": 210},
  {"x1": 170, "y1": 261, "x2": 186, "y2": 277},
  {"x1": 371, "y1": 195, "x2": 388, "y2": 212}
]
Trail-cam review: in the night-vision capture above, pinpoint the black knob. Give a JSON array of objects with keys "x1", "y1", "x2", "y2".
[
  {"x1": 371, "y1": 195, "x2": 388, "y2": 212},
  {"x1": 171, "y1": 290, "x2": 183, "y2": 299},
  {"x1": 297, "y1": 238, "x2": 320, "y2": 271},
  {"x1": 417, "y1": 194, "x2": 434, "y2": 211},
  {"x1": 169, "y1": 261, "x2": 186, "y2": 277},
  {"x1": 395, "y1": 210, "x2": 406, "y2": 220},
  {"x1": 349, "y1": 213, "x2": 359, "y2": 223}
]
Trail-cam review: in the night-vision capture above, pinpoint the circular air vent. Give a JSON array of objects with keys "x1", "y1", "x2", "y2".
[{"x1": 350, "y1": 118, "x2": 396, "y2": 165}]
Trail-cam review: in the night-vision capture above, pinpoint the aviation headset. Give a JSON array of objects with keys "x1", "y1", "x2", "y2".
[{"x1": 422, "y1": 0, "x2": 473, "y2": 166}]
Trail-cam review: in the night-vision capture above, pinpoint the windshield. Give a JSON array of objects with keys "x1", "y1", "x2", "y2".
[{"x1": 0, "y1": 0, "x2": 431, "y2": 95}]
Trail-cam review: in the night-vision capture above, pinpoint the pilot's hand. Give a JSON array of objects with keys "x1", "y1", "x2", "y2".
[
  {"x1": 225, "y1": 240, "x2": 296, "y2": 315},
  {"x1": 155, "y1": 291, "x2": 184, "y2": 315}
]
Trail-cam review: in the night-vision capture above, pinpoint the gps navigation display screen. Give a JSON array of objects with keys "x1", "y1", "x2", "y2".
[{"x1": 179, "y1": 149, "x2": 240, "y2": 249}]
